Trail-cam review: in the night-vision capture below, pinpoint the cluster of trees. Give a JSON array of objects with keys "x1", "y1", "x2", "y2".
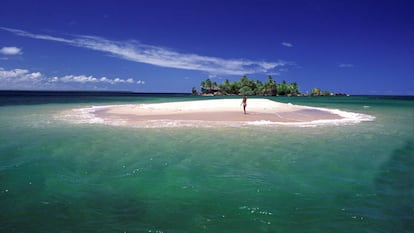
[
  {"x1": 195, "y1": 75, "x2": 301, "y2": 96},
  {"x1": 310, "y1": 87, "x2": 348, "y2": 96},
  {"x1": 311, "y1": 87, "x2": 330, "y2": 96}
]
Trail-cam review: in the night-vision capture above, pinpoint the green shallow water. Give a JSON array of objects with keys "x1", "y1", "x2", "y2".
[{"x1": 0, "y1": 95, "x2": 413, "y2": 232}]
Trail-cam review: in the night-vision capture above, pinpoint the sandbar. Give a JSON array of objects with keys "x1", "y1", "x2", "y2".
[
  {"x1": 102, "y1": 98, "x2": 338, "y2": 120},
  {"x1": 62, "y1": 98, "x2": 375, "y2": 127}
]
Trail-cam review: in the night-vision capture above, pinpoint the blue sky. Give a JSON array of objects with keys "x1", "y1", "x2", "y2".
[{"x1": 1, "y1": 0, "x2": 413, "y2": 95}]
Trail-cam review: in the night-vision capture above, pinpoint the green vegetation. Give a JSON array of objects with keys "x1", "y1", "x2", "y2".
[
  {"x1": 193, "y1": 75, "x2": 347, "y2": 96},
  {"x1": 197, "y1": 75, "x2": 301, "y2": 96}
]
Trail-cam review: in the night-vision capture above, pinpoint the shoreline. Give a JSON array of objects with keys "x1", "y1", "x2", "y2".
[{"x1": 61, "y1": 98, "x2": 375, "y2": 128}]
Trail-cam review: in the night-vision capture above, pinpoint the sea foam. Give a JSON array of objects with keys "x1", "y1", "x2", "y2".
[
  {"x1": 57, "y1": 105, "x2": 107, "y2": 124},
  {"x1": 245, "y1": 107, "x2": 375, "y2": 128}
]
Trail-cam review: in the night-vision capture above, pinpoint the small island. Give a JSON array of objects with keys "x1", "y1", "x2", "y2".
[{"x1": 192, "y1": 75, "x2": 348, "y2": 97}]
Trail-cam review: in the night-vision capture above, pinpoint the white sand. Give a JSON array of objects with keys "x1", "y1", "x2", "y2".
[
  {"x1": 105, "y1": 99, "x2": 303, "y2": 115},
  {"x1": 62, "y1": 98, "x2": 375, "y2": 128}
]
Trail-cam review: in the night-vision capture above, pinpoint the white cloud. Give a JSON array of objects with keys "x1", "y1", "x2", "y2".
[
  {"x1": 1, "y1": 27, "x2": 71, "y2": 43},
  {"x1": 0, "y1": 68, "x2": 39, "y2": 79},
  {"x1": 282, "y1": 42, "x2": 293, "y2": 47},
  {"x1": 1, "y1": 27, "x2": 290, "y2": 75},
  {"x1": 73, "y1": 36, "x2": 289, "y2": 75},
  {"x1": 339, "y1": 63, "x2": 354, "y2": 68},
  {"x1": 0, "y1": 46, "x2": 22, "y2": 55},
  {"x1": 0, "y1": 68, "x2": 44, "y2": 89},
  {"x1": 29, "y1": 72, "x2": 42, "y2": 79},
  {"x1": 51, "y1": 74, "x2": 142, "y2": 85},
  {"x1": 0, "y1": 67, "x2": 145, "y2": 90},
  {"x1": 59, "y1": 75, "x2": 98, "y2": 83}
]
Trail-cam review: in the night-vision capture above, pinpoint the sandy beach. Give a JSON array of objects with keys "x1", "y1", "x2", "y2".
[{"x1": 80, "y1": 98, "x2": 356, "y2": 127}]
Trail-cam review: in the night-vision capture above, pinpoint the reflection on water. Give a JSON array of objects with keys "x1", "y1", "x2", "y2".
[{"x1": 375, "y1": 140, "x2": 414, "y2": 232}]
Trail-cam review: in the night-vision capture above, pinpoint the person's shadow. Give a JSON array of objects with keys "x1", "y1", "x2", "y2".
[{"x1": 375, "y1": 140, "x2": 414, "y2": 232}]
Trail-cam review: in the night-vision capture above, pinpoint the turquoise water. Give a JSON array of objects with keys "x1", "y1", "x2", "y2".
[{"x1": 1, "y1": 94, "x2": 413, "y2": 232}]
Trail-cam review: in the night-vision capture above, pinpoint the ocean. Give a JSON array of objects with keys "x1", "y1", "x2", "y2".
[{"x1": 1, "y1": 91, "x2": 413, "y2": 233}]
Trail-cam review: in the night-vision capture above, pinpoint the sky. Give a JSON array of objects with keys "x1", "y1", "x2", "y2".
[{"x1": 0, "y1": 0, "x2": 413, "y2": 95}]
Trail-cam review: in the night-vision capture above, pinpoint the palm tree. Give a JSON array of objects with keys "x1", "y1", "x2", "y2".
[
  {"x1": 255, "y1": 80, "x2": 265, "y2": 95},
  {"x1": 265, "y1": 75, "x2": 277, "y2": 96},
  {"x1": 240, "y1": 76, "x2": 248, "y2": 85},
  {"x1": 221, "y1": 79, "x2": 231, "y2": 94},
  {"x1": 201, "y1": 78, "x2": 212, "y2": 94},
  {"x1": 230, "y1": 81, "x2": 240, "y2": 95},
  {"x1": 224, "y1": 79, "x2": 230, "y2": 86},
  {"x1": 290, "y1": 82, "x2": 299, "y2": 95},
  {"x1": 277, "y1": 80, "x2": 288, "y2": 95},
  {"x1": 311, "y1": 87, "x2": 321, "y2": 96},
  {"x1": 205, "y1": 78, "x2": 212, "y2": 90},
  {"x1": 200, "y1": 81, "x2": 206, "y2": 94}
]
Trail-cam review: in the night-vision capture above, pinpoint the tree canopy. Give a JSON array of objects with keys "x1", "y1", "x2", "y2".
[
  {"x1": 199, "y1": 75, "x2": 301, "y2": 96},
  {"x1": 196, "y1": 75, "x2": 347, "y2": 96}
]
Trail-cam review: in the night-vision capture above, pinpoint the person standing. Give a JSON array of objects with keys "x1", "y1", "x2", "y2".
[{"x1": 241, "y1": 95, "x2": 247, "y2": 114}]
